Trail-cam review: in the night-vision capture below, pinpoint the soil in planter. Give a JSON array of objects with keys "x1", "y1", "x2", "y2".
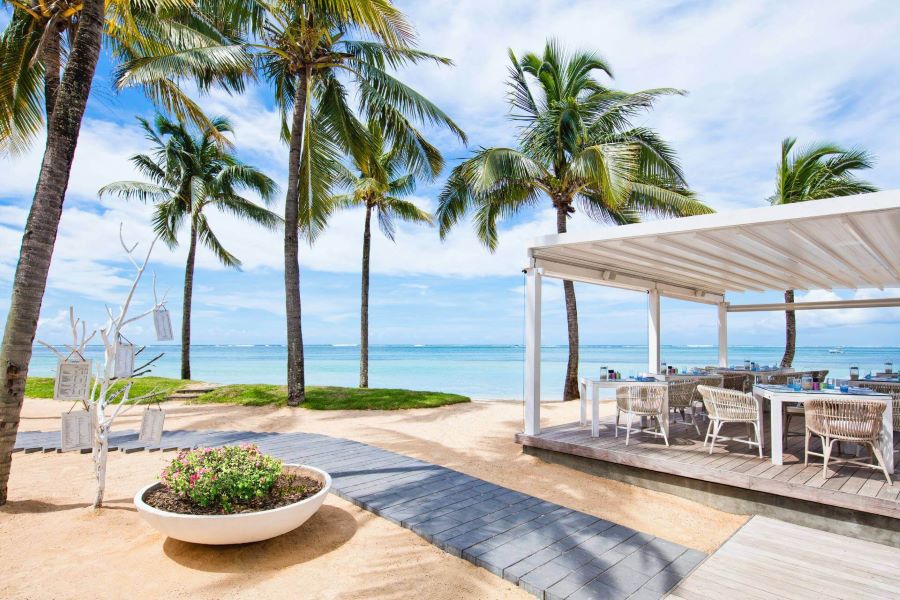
[{"x1": 144, "y1": 471, "x2": 324, "y2": 516}]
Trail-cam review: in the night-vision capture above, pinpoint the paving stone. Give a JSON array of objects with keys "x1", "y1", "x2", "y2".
[
  {"x1": 567, "y1": 577, "x2": 631, "y2": 600},
  {"x1": 592, "y1": 563, "x2": 653, "y2": 596}
]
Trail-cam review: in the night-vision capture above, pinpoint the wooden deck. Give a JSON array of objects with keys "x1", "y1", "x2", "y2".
[
  {"x1": 516, "y1": 413, "x2": 900, "y2": 521},
  {"x1": 667, "y1": 515, "x2": 900, "y2": 599}
]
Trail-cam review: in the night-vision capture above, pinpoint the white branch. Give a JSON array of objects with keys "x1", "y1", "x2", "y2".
[{"x1": 36, "y1": 340, "x2": 65, "y2": 360}]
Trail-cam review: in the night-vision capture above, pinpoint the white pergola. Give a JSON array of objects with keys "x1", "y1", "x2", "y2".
[{"x1": 523, "y1": 190, "x2": 900, "y2": 435}]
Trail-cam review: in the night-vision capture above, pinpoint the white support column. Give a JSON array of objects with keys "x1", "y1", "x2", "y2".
[
  {"x1": 524, "y1": 268, "x2": 542, "y2": 435},
  {"x1": 648, "y1": 289, "x2": 661, "y2": 374},
  {"x1": 718, "y1": 301, "x2": 728, "y2": 367}
]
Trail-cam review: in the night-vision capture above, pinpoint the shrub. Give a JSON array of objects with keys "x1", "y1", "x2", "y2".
[{"x1": 160, "y1": 444, "x2": 283, "y2": 513}]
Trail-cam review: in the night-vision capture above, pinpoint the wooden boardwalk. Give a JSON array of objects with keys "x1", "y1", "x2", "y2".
[
  {"x1": 516, "y1": 415, "x2": 900, "y2": 521},
  {"x1": 667, "y1": 515, "x2": 900, "y2": 599},
  {"x1": 16, "y1": 429, "x2": 704, "y2": 599}
]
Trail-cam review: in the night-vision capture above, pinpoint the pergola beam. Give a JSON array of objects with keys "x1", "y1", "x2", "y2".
[
  {"x1": 727, "y1": 297, "x2": 900, "y2": 312},
  {"x1": 531, "y1": 257, "x2": 725, "y2": 305}
]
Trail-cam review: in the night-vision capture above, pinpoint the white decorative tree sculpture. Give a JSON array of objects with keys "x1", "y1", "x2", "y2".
[{"x1": 39, "y1": 226, "x2": 168, "y2": 508}]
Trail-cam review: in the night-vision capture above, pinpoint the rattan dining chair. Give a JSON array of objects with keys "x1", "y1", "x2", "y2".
[
  {"x1": 615, "y1": 385, "x2": 669, "y2": 446},
  {"x1": 804, "y1": 398, "x2": 892, "y2": 484},
  {"x1": 720, "y1": 373, "x2": 751, "y2": 393},
  {"x1": 697, "y1": 385, "x2": 763, "y2": 457},
  {"x1": 667, "y1": 379, "x2": 702, "y2": 435}
]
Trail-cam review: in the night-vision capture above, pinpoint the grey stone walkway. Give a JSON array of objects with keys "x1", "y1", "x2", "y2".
[{"x1": 15, "y1": 429, "x2": 705, "y2": 599}]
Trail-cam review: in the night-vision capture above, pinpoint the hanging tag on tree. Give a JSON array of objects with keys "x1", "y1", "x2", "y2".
[
  {"x1": 114, "y1": 336, "x2": 135, "y2": 379},
  {"x1": 61, "y1": 410, "x2": 92, "y2": 451},
  {"x1": 153, "y1": 306, "x2": 174, "y2": 342},
  {"x1": 54, "y1": 357, "x2": 92, "y2": 402},
  {"x1": 139, "y1": 407, "x2": 165, "y2": 444}
]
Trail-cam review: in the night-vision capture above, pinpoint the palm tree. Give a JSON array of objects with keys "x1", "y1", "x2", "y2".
[
  {"x1": 335, "y1": 119, "x2": 434, "y2": 387},
  {"x1": 768, "y1": 137, "x2": 877, "y2": 367},
  {"x1": 0, "y1": 0, "x2": 253, "y2": 504},
  {"x1": 99, "y1": 114, "x2": 279, "y2": 379},
  {"x1": 116, "y1": 1, "x2": 466, "y2": 405},
  {"x1": 438, "y1": 40, "x2": 710, "y2": 400}
]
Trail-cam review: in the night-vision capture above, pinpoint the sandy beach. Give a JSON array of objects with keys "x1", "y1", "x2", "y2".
[{"x1": 2, "y1": 398, "x2": 747, "y2": 599}]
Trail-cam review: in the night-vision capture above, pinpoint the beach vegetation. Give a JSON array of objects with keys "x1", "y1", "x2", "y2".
[
  {"x1": 193, "y1": 384, "x2": 471, "y2": 410},
  {"x1": 335, "y1": 118, "x2": 440, "y2": 389},
  {"x1": 99, "y1": 114, "x2": 279, "y2": 381}
]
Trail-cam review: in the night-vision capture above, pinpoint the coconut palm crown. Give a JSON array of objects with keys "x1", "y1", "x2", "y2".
[
  {"x1": 437, "y1": 40, "x2": 711, "y2": 400},
  {"x1": 768, "y1": 137, "x2": 877, "y2": 367},
  {"x1": 0, "y1": 0, "x2": 252, "y2": 155}
]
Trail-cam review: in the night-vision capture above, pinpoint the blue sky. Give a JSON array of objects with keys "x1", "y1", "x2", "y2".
[{"x1": 1, "y1": 0, "x2": 899, "y2": 347}]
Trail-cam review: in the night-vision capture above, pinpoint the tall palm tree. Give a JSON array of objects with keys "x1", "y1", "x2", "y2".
[
  {"x1": 118, "y1": 0, "x2": 466, "y2": 405},
  {"x1": 0, "y1": 0, "x2": 253, "y2": 503},
  {"x1": 335, "y1": 119, "x2": 434, "y2": 388},
  {"x1": 99, "y1": 114, "x2": 279, "y2": 379},
  {"x1": 768, "y1": 137, "x2": 877, "y2": 367},
  {"x1": 438, "y1": 40, "x2": 710, "y2": 401}
]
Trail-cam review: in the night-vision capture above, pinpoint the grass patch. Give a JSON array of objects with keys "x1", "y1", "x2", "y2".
[
  {"x1": 193, "y1": 384, "x2": 471, "y2": 410},
  {"x1": 25, "y1": 376, "x2": 194, "y2": 402}
]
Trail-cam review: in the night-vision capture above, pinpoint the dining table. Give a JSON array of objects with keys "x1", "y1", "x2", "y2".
[
  {"x1": 579, "y1": 376, "x2": 670, "y2": 438},
  {"x1": 752, "y1": 384, "x2": 894, "y2": 473}
]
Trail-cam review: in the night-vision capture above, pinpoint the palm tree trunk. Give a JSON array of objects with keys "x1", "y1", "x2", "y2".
[
  {"x1": 557, "y1": 204, "x2": 580, "y2": 400},
  {"x1": 284, "y1": 67, "x2": 310, "y2": 406},
  {"x1": 781, "y1": 289, "x2": 796, "y2": 368},
  {"x1": 42, "y1": 25, "x2": 61, "y2": 119},
  {"x1": 181, "y1": 222, "x2": 197, "y2": 380},
  {"x1": 0, "y1": 0, "x2": 104, "y2": 504},
  {"x1": 359, "y1": 204, "x2": 372, "y2": 388}
]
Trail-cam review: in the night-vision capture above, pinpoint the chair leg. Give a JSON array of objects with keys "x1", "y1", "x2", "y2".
[
  {"x1": 690, "y1": 407, "x2": 701, "y2": 436},
  {"x1": 804, "y1": 428, "x2": 811, "y2": 466},
  {"x1": 625, "y1": 412, "x2": 633, "y2": 446},
  {"x1": 659, "y1": 412, "x2": 669, "y2": 447},
  {"x1": 753, "y1": 422, "x2": 763, "y2": 458},
  {"x1": 869, "y1": 442, "x2": 893, "y2": 485},
  {"x1": 822, "y1": 438, "x2": 835, "y2": 479},
  {"x1": 783, "y1": 410, "x2": 791, "y2": 447},
  {"x1": 615, "y1": 409, "x2": 620, "y2": 438},
  {"x1": 709, "y1": 421, "x2": 722, "y2": 455},
  {"x1": 703, "y1": 419, "x2": 713, "y2": 447}
]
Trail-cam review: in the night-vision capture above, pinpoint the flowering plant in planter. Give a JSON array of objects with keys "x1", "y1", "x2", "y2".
[{"x1": 161, "y1": 444, "x2": 283, "y2": 513}]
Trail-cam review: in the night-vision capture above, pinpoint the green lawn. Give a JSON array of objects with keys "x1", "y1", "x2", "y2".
[
  {"x1": 26, "y1": 377, "x2": 470, "y2": 410},
  {"x1": 193, "y1": 384, "x2": 470, "y2": 410},
  {"x1": 25, "y1": 376, "x2": 194, "y2": 402}
]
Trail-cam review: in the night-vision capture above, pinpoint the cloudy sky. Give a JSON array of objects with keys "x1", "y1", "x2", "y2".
[{"x1": 1, "y1": 0, "x2": 899, "y2": 347}]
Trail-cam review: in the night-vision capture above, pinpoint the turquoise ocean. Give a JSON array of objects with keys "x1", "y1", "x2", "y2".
[{"x1": 28, "y1": 345, "x2": 899, "y2": 400}]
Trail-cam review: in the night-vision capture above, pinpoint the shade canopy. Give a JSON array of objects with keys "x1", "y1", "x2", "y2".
[{"x1": 527, "y1": 190, "x2": 900, "y2": 305}]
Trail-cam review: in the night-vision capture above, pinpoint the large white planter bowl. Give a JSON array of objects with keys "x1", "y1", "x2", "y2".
[{"x1": 134, "y1": 464, "x2": 331, "y2": 545}]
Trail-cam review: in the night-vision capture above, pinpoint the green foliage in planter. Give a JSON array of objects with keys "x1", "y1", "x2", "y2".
[{"x1": 160, "y1": 444, "x2": 282, "y2": 513}]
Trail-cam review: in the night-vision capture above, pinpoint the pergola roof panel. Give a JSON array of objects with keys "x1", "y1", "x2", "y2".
[{"x1": 528, "y1": 191, "x2": 900, "y2": 298}]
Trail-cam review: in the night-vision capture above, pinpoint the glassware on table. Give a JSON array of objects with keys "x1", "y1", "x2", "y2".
[
  {"x1": 600, "y1": 366, "x2": 608, "y2": 381},
  {"x1": 789, "y1": 377, "x2": 801, "y2": 391},
  {"x1": 885, "y1": 360, "x2": 894, "y2": 374},
  {"x1": 801, "y1": 374, "x2": 813, "y2": 391},
  {"x1": 849, "y1": 365, "x2": 859, "y2": 380},
  {"x1": 744, "y1": 359, "x2": 751, "y2": 370},
  {"x1": 840, "y1": 383, "x2": 850, "y2": 393}
]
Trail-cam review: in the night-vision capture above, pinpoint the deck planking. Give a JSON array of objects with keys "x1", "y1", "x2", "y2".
[
  {"x1": 666, "y1": 515, "x2": 900, "y2": 600},
  {"x1": 516, "y1": 414, "x2": 900, "y2": 521}
]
